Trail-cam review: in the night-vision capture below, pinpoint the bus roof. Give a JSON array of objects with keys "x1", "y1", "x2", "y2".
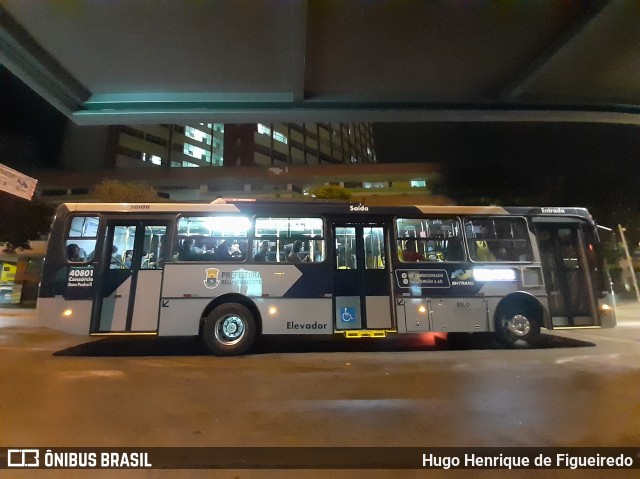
[{"x1": 59, "y1": 201, "x2": 593, "y2": 220}]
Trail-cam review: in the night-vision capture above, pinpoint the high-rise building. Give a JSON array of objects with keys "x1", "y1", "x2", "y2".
[
  {"x1": 113, "y1": 122, "x2": 376, "y2": 170},
  {"x1": 42, "y1": 121, "x2": 444, "y2": 204}
]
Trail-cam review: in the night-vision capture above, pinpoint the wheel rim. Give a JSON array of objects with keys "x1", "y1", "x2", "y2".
[
  {"x1": 506, "y1": 314, "x2": 531, "y2": 338},
  {"x1": 214, "y1": 314, "x2": 246, "y2": 345}
]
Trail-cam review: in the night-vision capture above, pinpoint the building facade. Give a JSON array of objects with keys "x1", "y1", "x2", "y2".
[
  {"x1": 114, "y1": 122, "x2": 377, "y2": 170},
  {"x1": 40, "y1": 121, "x2": 446, "y2": 204}
]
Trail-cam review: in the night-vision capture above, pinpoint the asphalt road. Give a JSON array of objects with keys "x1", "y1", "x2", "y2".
[{"x1": 0, "y1": 302, "x2": 639, "y2": 479}]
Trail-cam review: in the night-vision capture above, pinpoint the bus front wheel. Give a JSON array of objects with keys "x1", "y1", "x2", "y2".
[
  {"x1": 495, "y1": 306, "x2": 540, "y2": 348},
  {"x1": 202, "y1": 303, "x2": 256, "y2": 356}
]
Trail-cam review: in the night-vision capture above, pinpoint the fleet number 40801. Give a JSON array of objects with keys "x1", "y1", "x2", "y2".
[{"x1": 69, "y1": 269, "x2": 94, "y2": 277}]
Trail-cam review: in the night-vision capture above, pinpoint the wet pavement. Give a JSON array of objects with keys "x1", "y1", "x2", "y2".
[{"x1": 0, "y1": 301, "x2": 639, "y2": 478}]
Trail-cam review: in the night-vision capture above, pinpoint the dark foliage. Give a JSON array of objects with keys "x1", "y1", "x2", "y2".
[{"x1": 0, "y1": 194, "x2": 54, "y2": 250}]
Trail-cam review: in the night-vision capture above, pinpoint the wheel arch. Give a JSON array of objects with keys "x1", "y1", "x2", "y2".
[
  {"x1": 198, "y1": 293, "x2": 263, "y2": 336},
  {"x1": 493, "y1": 292, "x2": 547, "y2": 331}
]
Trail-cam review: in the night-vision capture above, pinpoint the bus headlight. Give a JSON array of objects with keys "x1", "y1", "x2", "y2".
[
  {"x1": 473, "y1": 268, "x2": 516, "y2": 282},
  {"x1": 268, "y1": 306, "x2": 278, "y2": 315},
  {"x1": 62, "y1": 308, "x2": 73, "y2": 317}
]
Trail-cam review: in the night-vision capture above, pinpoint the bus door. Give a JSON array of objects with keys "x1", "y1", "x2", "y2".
[
  {"x1": 332, "y1": 223, "x2": 393, "y2": 333},
  {"x1": 91, "y1": 220, "x2": 169, "y2": 334},
  {"x1": 533, "y1": 220, "x2": 599, "y2": 327}
]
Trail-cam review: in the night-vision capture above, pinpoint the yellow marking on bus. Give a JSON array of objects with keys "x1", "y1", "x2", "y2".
[
  {"x1": 90, "y1": 332, "x2": 158, "y2": 336},
  {"x1": 342, "y1": 330, "x2": 396, "y2": 338},
  {"x1": 552, "y1": 326, "x2": 601, "y2": 330}
]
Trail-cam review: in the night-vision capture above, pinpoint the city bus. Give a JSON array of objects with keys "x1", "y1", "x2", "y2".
[{"x1": 38, "y1": 200, "x2": 616, "y2": 355}]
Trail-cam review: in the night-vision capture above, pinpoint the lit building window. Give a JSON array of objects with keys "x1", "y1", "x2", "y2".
[
  {"x1": 363, "y1": 181, "x2": 387, "y2": 189},
  {"x1": 258, "y1": 123, "x2": 271, "y2": 136},
  {"x1": 273, "y1": 131, "x2": 288, "y2": 144},
  {"x1": 183, "y1": 143, "x2": 211, "y2": 162},
  {"x1": 411, "y1": 180, "x2": 427, "y2": 188},
  {"x1": 258, "y1": 124, "x2": 287, "y2": 144},
  {"x1": 185, "y1": 126, "x2": 212, "y2": 145},
  {"x1": 142, "y1": 153, "x2": 162, "y2": 166}
]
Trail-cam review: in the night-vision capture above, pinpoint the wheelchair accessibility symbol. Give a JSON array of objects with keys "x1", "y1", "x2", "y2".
[{"x1": 341, "y1": 307, "x2": 356, "y2": 322}]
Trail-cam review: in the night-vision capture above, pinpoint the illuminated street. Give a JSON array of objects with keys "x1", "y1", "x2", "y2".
[{"x1": 0, "y1": 301, "x2": 639, "y2": 478}]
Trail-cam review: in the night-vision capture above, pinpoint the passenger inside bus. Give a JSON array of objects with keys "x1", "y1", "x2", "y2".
[
  {"x1": 142, "y1": 252, "x2": 157, "y2": 269},
  {"x1": 445, "y1": 239, "x2": 465, "y2": 262},
  {"x1": 110, "y1": 245, "x2": 125, "y2": 269},
  {"x1": 254, "y1": 241, "x2": 270, "y2": 262},
  {"x1": 337, "y1": 244, "x2": 356, "y2": 268},
  {"x1": 201, "y1": 239, "x2": 218, "y2": 259},
  {"x1": 67, "y1": 243, "x2": 82, "y2": 262},
  {"x1": 229, "y1": 242, "x2": 244, "y2": 259},
  {"x1": 123, "y1": 250, "x2": 133, "y2": 268},
  {"x1": 179, "y1": 238, "x2": 202, "y2": 260},
  {"x1": 217, "y1": 240, "x2": 245, "y2": 261},
  {"x1": 287, "y1": 240, "x2": 307, "y2": 262},
  {"x1": 474, "y1": 240, "x2": 496, "y2": 261},
  {"x1": 401, "y1": 240, "x2": 425, "y2": 262},
  {"x1": 490, "y1": 242, "x2": 511, "y2": 261}
]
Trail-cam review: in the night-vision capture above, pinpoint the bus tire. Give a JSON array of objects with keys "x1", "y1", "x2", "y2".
[
  {"x1": 202, "y1": 303, "x2": 256, "y2": 356},
  {"x1": 494, "y1": 306, "x2": 540, "y2": 348}
]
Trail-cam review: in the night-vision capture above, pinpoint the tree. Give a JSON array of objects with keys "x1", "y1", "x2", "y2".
[
  {"x1": 92, "y1": 180, "x2": 162, "y2": 202},
  {"x1": 0, "y1": 194, "x2": 54, "y2": 251},
  {"x1": 425, "y1": 172, "x2": 446, "y2": 195},
  {"x1": 308, "y1": 185, "x2": 352, "y2": 200}
]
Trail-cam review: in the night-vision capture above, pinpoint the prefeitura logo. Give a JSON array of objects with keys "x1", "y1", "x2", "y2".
[{"x1": 203, "y1": 268, "x2": 221, "y2": 289}]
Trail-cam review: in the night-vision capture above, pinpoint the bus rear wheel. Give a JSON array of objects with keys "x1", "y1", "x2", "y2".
[
  {"x1": 495, "y1": 307, "x2": 540, "y2": 348},
  {"x1": 202, "y1": 303, "x2": 256, "y2": 356}
]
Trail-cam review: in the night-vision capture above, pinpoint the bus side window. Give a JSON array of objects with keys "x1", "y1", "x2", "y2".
[
  {"x1": 255, "y1": 217, "x2": 325, "y2": 264},
  {"x1": 396, "y1": 217, "x2": 464, "y2": 263},
  {"x1": 465, "y1": 217, "x2": 532, "y2": 262}
]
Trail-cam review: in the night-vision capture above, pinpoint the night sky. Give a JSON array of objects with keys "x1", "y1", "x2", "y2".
[{"x1": 374, "y1": 122, "x2": 640, "y2": 225}]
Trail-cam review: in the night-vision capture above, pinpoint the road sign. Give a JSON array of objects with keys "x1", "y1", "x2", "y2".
[{"x1": 0, "y1": 164, "x2": 37, "y2": 200}]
